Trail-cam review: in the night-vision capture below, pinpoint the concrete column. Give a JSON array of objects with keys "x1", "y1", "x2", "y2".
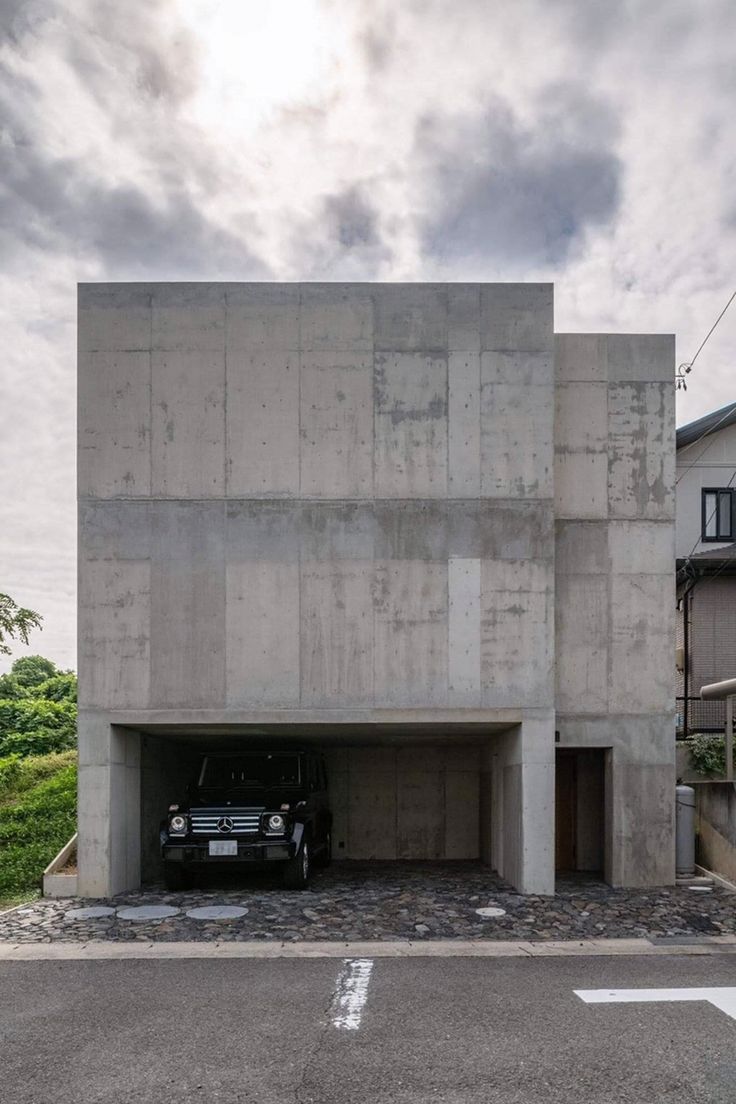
[
  {"x1": 77, "y1": 714, "x2": 141, "y2": 897},
  {"x1": 482, "y1": 715, "x2": 555, "y2": 895},
  {"x1": 607, "y1": 743, "x2": 675, "y2": 887}
]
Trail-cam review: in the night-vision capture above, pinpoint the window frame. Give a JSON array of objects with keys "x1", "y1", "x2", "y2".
[{"x1": 701, "y1": 487, "x2": 735, "y2": 543}]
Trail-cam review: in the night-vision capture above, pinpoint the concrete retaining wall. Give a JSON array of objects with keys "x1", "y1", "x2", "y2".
[{"x1": 696, "y1": 782, "x2": 736, "y2": 884}]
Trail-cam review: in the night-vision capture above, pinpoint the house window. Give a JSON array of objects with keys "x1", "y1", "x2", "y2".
[{"x1": 702, "y1": 488, "x2": 734, "y2": 541}]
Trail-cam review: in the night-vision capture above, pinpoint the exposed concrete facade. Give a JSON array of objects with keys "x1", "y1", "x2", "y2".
[{"x1": 77, "y1": 283, "x2": 675, "y2": 897}]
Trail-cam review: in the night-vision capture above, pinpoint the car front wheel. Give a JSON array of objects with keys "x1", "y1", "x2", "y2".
[{"x1": 283, "y1": 838, "x2": 310, "y2": 890}]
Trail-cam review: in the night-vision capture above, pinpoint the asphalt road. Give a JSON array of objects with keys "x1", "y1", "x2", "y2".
[{"x1": 2, "y1": 954, "x2": 736, "y2": 1103}]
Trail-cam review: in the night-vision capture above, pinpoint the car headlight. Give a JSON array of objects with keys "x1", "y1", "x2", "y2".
[
  {"x1": 169, "y1": 814, "x2": 187, "y2": 834},
  {"x1": 266, "y1": 814, "x2": 285, "y2": 833}
]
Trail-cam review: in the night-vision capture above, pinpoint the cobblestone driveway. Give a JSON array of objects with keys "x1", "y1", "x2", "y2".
[{"x1": 1, "y1": 862, "x2": 734, "y2": 944}]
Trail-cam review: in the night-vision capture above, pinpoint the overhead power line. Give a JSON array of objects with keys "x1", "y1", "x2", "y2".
[{"x1": 676, "y1": 288, "x2": 736, "y2": 392}]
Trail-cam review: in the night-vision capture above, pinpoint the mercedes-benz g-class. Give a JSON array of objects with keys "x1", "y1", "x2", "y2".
[{"x1": 160, "y1": 749, "x2": 331, "y2": 890}]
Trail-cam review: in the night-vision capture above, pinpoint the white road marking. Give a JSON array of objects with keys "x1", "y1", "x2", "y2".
[
  {"x1": 330, "y1": 958, "x2": 374, "y2": 1031},
  {"x1": 575, "y1": 987, "x2": 736, "y2": 1023}
]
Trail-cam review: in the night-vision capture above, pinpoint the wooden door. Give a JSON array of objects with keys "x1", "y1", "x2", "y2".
[{"x1": 555, "y1": 752, "x2": 577, "y2": 872}]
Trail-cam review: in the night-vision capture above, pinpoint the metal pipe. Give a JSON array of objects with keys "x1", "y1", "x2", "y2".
[
  {"x1": 700, "y1": 678, "x2": 736, "y2": 699},
  {"x1": 681, "y1": 579, "x2": 697, "y2": 740},
  {"x1": 684, "y1": 587, "x2": 690, "y2": 739}
]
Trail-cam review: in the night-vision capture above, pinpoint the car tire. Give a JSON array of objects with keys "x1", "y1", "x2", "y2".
[
  {"x1": 283, "y1": 838, "x2": 310, "y2": 890},
  {"x1": 314, "y1": 829, "x2": 332, "y2": 868},
  {"x1": 163, "y1": 863, "x2": 193, "y2": 891}
]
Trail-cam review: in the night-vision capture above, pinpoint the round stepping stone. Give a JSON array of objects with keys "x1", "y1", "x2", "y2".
[
  {"x1": 116, "y1": 905, "x2": 180, "y2": 922},
  {"x1": 65, "y1": 906, "x2": 116, "y2": 921},
  {"x1": 475, "y1": 906, "x2": 506, "y2": 918},
  {"x1": 185, "y1": 906, "x2": 248, "y2": 921}
]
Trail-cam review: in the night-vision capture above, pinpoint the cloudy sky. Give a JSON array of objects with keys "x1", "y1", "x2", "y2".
[{"x1": 0, "y1": 0, "x2": 735, "y2": 672}]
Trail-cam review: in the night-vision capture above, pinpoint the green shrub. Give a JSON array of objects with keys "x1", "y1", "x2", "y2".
[
  {"x1": 0, "y1": 761, "x2": 77, "y2": 901},
  {"x1": 0, "y1": 698, "x2": 76, "y2": 758},
  {"x1": 0, "y1": 750, "x2": 76, "y2": 805},
  {"x1": 0, "y1": 728, "x2": 75, "y2": 758},
  {"x1": 685, "y1": 733, "x2": 726, "y2": 776}
]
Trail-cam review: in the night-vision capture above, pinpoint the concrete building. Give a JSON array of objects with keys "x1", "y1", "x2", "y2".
[
  {"x1": 77, "y1": 282, "x2": 675, "y2": 897},
  {"x1": 676, "y1": 402, "x2": 736, "y2": 738}
]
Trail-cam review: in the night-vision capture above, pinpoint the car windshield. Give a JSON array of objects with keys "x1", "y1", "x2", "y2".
[{"x1": 198, "y1": 755, "x2": 301, "y2": 789}]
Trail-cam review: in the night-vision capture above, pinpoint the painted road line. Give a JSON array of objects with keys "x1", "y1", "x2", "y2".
[
  {"x1": 575, "y1": 987, "x2": 736, "y2": 1023},
  {"x1": 330, "y1": 958, "x2": 374, "y2": 1030}
]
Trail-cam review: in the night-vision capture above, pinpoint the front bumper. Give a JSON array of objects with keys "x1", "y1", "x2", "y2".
[{"x1": 162, "y1": 839, "x2": 294, "y2": 865}]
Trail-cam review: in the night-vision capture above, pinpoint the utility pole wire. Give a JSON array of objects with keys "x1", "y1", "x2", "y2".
[
  {"x1": 685, "y1": 289, "x2": 736, "y2": 373},
  {"x1": 676, "y1": 289, "x2": 736, "y2": 391}
]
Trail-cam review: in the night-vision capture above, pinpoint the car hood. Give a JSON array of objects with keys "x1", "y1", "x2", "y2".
[{"x1": 188, "y1": 787, "x2": 308, "y2": 810}]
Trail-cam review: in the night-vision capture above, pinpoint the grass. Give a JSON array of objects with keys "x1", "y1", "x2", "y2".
[{"x1": 0, "y1": 751, "x2": 77, "y2": 908}]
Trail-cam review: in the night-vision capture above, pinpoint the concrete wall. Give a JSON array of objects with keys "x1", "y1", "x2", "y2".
[
  {"x1": 695, "y1": 782, "x2": 736, "y2": 885},
  {"x1": 78, "y1": 283, "x2": 555, "y2": 716},
  {"x1": 322, "y1": 745, "x2": 480, "y2": 861},
  {"x1": 554, "y1": 334, "x2": 676, "y2": 886},
  {"x1": 78, "y1": 283, "x2": 556, "y2": 896},
  {"x1": 483, "y1": 715, "x2": 555, "y2": 892},
  {"x1": 77, "y1": 284, "x2": 675, "y2": 896}
]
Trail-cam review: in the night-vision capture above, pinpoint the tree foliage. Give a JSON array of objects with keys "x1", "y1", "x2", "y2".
[
  {"x1": 0, "y1": 657, "x2": 77, "y2": 758},
  {"x1": 0, "y1": 594, "x2": 42, "y2": 656},
  {"x1": 8, "y1": 655, "x2": 56, "y2": 688}
]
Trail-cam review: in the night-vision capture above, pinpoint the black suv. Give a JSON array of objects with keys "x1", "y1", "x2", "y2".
[{"x1": 160, "y1": 749, "x2": 331, "y2": 891}]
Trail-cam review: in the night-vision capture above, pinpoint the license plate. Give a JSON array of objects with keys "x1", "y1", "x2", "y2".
[{"x1": 209, "y1": 840, "x2": 237, "y2": 857}]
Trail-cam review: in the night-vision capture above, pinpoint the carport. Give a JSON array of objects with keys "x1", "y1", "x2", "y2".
[{"x1": 78, "y1": 712, "x2": 555, "y2": 898}]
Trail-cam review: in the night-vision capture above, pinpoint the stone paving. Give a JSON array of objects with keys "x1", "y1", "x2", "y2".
[{"x1": 1, "y1": 862, "x2": 734, "y2": 944}]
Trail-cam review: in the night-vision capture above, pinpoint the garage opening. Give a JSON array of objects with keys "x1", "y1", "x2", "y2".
[
  {"x1": 137, "y1": 726, "x2": 512, "y2": 886},
  {"x1": 555, "y1": 748, "x2": 605, "y2": 878}
]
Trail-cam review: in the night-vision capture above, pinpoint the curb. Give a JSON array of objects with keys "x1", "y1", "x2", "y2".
[{"x1": 2, "y1": 936, "x2": 736, "y2": 961}]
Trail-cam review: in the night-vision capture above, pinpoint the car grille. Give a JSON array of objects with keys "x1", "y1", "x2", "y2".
[{"x1": 190, "y1": 812, "x2": 262, "y2": 836}]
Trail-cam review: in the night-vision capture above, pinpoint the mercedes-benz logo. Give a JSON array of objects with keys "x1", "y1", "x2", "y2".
[{"x1": 217, "y1": 816, "x2": 234, "y2": 834}]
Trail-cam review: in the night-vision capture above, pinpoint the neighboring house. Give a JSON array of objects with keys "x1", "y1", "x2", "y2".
[
  {"x1": 676, "y1": 402, "x2": 736, "y2": 739},
  {"x1": 77, "y1": 282, "x2": 675, "y2": 897}
]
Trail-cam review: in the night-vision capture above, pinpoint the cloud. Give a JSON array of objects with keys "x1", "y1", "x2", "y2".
[
  {"x1": 419, "y1": 86, "x2": 622, "y2": 269},
  {"x1": 0, "y1": 3, "x2": 267, "y2": 280},
  {"x1": 0, "y1": 0, "x2": 52, "y2": 42},
  {"x1": 283, "y1": 184, "x2": 391, "y2": 280},
  {"x1": 324, "y1": 185, "x2": 381, "y2": 249},
  {"x1": 1, "y1": 0, "x2": 736, "y2": 671},
  {"x1": 0, "y1": 125, "x2": 268, "y2": 279}
]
